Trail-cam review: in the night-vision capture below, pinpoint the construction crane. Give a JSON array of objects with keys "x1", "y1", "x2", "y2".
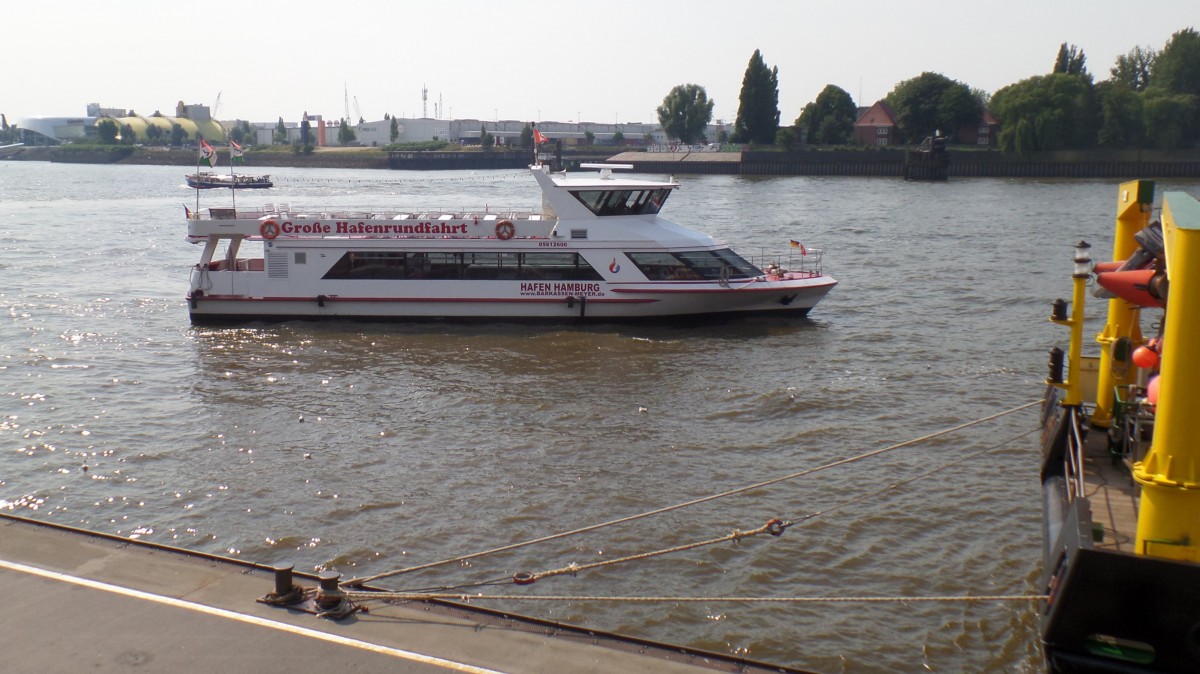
[
  {"x1": 354, "y1": 96, "x2": 364, "y2": 124},
  {"x1": 212, "y1": 91, "x2": 222, "y2": 119}
]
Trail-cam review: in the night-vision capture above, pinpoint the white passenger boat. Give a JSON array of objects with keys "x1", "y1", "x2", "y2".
[{"x1": 185, "y1": 163, "x2": 837, "y2": 323}]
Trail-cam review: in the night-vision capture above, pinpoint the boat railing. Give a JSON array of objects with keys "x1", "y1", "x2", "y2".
[
  {"x1": 750, "y1": 248, "x2": 825, "y2": 277},
  {"x1": 199, "y1": 205, "x2": 542, "y2": 222}
]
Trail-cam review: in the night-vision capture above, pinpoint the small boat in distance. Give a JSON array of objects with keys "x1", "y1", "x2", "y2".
[
  {"x1": 184, "y1": 163, "x2": 836, "y2": 323},
  {"x1": 186, "y1": 171, "x2": 273, "y2": 189}
]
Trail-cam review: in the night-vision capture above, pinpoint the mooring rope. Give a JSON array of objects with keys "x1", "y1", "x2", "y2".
[
  {"x1": 464, "y1": 425, "x2": 1039, "y2": 590},
  {"x1": 343, "y1": 591, "x2": 1048, "y2": 605},
  {"x1": 346, "y1": 401, "x2": 1039, "y2": 588}
]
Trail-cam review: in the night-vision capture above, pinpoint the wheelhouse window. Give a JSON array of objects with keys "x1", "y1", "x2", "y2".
[
  {"x1": 626, "y1": 249, "x2": 760, "y2": 281},
  {"x1": 571, "y1": 188, "x2": 672, "y2": 216},
  {"x1": 322, "y1": 251, "x2": 603, "y2": 281}
]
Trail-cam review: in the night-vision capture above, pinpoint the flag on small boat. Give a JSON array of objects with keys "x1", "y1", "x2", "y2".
[
  {"x1": 533, "y1": 128, "x2": 549, "y2": 144},
  {"x1": 199, "y1": 138, "x2": 216, "y2": 167},
  {"x1": 230, "y1": 139, "x2": 245, "y2": 163},
  {"x1": 790, "y1": 240, "x2": 807, "y2": 255}
]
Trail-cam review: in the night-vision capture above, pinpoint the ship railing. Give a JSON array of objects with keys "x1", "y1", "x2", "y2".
[
  {"x1": 199, "y1": 205, "x2": 542, "y2": 221},
  {"x1": 1063, "y1": 406, "x2": 1087, "y2": 502},
  {"x1": 1108, "y1": 384, "x2": 1156, "y2": 470},
  {"x1": 750, "y1": 248, "x2": 825, "y2": 276}
]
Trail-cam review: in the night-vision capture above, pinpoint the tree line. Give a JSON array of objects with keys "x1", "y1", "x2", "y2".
[{"x1": 657, "y1": 28, "x2": 1200, "y2": 154}]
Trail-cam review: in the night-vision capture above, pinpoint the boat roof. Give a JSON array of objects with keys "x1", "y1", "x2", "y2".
[{"x1": 540, "y1": 163, "x2": 679, "y2": 191}]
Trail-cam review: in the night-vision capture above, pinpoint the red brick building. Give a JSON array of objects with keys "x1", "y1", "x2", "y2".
[
  {"x1": 853, "y1": 100, "x2": 999, "y2": 147},
  {"x1": 953, "y1": 108, "x2": 999, "y2": 147},
  {"x1": 853, "y1": 101, "x2": 899, "y2": 146}
]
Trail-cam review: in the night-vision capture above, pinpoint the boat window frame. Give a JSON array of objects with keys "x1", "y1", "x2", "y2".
[
  {"x1": 570, "y1": 188, "x2": 672, "y2": 216},
  {"x1": 321, "y1": 250, "x2": 604, "y2": 281},
  {"x1": 625, "y1": 249, "x2": 762, "y2": 281}
]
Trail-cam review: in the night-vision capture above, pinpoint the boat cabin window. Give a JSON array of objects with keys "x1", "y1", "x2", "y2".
[
  {"x1": 322, "y1": 251, "x2": 603, "y2": 281},
  {"x1": 626, "y1": 249, "x2": 761, "y2": 281},
  {"x1": 571, "y1": 188, "x2": 671, "y2": 216}
]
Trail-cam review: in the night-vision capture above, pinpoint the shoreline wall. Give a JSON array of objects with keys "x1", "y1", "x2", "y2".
[{"x1": 5, "y1": 145, "x2": 1200, "y2": 178}]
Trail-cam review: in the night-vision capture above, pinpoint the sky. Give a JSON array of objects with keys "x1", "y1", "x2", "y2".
[{"x1": 3, "y1": 0, "x2": 1196, "y2": 127}]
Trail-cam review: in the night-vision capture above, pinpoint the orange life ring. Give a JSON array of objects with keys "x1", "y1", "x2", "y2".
[
  {"x1": 495, "y1": 220, "x2": 515, "y2": 240},
  {"x1": 260, "y1": 220, "x2": 280, "y2": 240}
]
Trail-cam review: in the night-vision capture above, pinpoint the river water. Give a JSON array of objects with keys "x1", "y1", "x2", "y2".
[{"x1": 3, "y1": 161, "x2": 1197, "y2": 672}]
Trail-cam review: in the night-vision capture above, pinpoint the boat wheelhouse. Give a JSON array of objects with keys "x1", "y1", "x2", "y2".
[{"x1": 185, "y1": 164, "x2": 836, "y2": 323}]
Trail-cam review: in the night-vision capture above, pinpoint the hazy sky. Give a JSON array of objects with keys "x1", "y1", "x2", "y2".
[{"x1": 4, "y1": 1, "x2": 1195, "y2": 126}]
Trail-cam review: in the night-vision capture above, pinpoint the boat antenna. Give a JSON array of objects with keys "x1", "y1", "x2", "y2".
[
  {"x1": 530, "y1": 121, "x2": 538, "y2": 167},
  {"x1": 228, "y1": 135, "x2": 236, "y2": 211},
  {"x1": 194, "y1": 134, "x2": 201, "y2": 215}
]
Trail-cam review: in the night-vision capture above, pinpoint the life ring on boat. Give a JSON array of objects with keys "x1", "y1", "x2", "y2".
[
  {"x1": 260, "y1": 220, "x2": 280, "y2": 240},
  {"x1": 495, "y1": 220, "x2": 515, "y2": 240}
]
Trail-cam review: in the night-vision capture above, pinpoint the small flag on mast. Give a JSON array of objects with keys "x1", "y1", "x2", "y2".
[
  {"x1": 199, "y1": 137, "x2": 216, "y2": 167},
  {"x1": 533, "y1": 128, "x2": 549, "y2": 144},
  {"x1": 230, "y1": 139, "x2": 245, "y2": 163},
  {"x1": 789, "y1": 240, "x2": 807, "y2": 255}
]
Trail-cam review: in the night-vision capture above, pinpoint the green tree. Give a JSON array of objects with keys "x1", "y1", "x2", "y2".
[
  {"x1": 170, "y1": 123, "x2": 186, "y2": 147},
  {"x1": 1142, "y1": 89, "x2": 1198, "y2": 149},
  {"x1": 229, "y1": 120, "x2": 253, "y2": 144},
  {"x1": 96, "y1": 118, "x2": 118, "y2": 144},
  {"x1": 144, "y1": 123, "x2": 164, "y2": 145},
  {"x1": 992, "y1": 73, "x2": 1098, "y2": 153},
  {"x1": 479, "y1": 124, "x2": 494, "y2": 151},
  {"x1": 1151, "y1": 28, "x2": 1200, "y2": 97},
  {"x1": 885, "y1": 72, "x2": 981, "y2": 142},
  {"x1": 274, "y1": 117, "x2": 288, "y2": 144},
  {"x1": 733, "y1": 49, "x2": 779, "y2": 144},
  {"x1": 1111, "y1": 45, "x2": 1157, "y2": 92},
  {"x1": 300, "y1": 115, "x2": 311, "y2": 146},
  {"x1": 338, "y1": 119, "x2": 356, "y2": 146},
  {"x1": 390, "y1": 117, "x2": 399, "y2": 143},
  {"x1": 656, "y1": 83, "x2": 715, "y2": 144},
  {"x1": 519, "y1": 123, "x2": 532, "y2": 148},
  {"x1": 612, "y1": 129, "x2": 624, "y2": 144},
  {"x1": 796, "y1": 84, "x2": 856, "y2": 144},
  {"x1": 1053, "y1": 43, "x2": 1088, "y2": 76},
  {"x1": 583, "y1": 129, "x2": 595, "y2": 145},
  {"x1": 120, "y1": 123, "x2": 136, "y2": 145},
  {"x1": 775, "y1": 126, "x2": 797, "y2": 147},
  {"x1": 1095, "y1": 80, "x2": 1144, "y2": 147}
]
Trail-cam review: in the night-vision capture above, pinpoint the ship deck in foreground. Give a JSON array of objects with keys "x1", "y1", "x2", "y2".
[
  {"x1": 0, "y1": 513, "x2": 813, "y2": 673},
  {"x1": 1040, "y1": 181, "x2": 1200, "y2": 673}
]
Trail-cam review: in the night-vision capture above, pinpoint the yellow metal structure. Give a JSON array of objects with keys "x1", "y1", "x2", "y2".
[
  {"x1": 1091, "y1": 180, "x2": 1154, "y2": 428},
  {"x1": 1048, "y1": 265, "x2": 1088, "y2": 406},
  {"x1": 1133, "y1": 190, "x2": 1200, "y2": 561}
]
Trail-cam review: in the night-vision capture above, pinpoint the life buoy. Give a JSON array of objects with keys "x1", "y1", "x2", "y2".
[
  {"x1": 495, "y1": 219, "x2": 515, "y2": 240},
  {"x1": 260, "y1": 220, "x2": 280, "y2": 240}
]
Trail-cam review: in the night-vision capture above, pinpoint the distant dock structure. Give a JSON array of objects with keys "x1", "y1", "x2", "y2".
[{"x1": 903, "y1": 135, "x2": 950, "y2": 181}]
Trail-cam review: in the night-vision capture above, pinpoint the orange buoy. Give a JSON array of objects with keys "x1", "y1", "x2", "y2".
[
  {"x1": 1132, "y1": 345, "x2": 1160, "y2": 369},
  {"x1": 1147, "y1": 375, "x2": 1161, "y2": 405},
  {"x1": 1095, "y1": 268, "x2": 1164, "y2": 308}
]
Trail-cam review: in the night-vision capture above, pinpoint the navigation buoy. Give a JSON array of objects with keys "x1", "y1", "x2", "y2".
[
  {"x1": 1147, "y1": 375, "x2": 1161, "y2": 405},
  {"x1": 1133, "y1": 345, "x2": 1160, "y2": 369}
]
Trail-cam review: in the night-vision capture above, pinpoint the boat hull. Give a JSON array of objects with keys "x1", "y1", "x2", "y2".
[{"x1": 187, "y1": 279, "x2": 835, "y2": 324}]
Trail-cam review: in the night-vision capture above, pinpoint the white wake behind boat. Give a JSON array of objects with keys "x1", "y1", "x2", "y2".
[{"x1": 185, "y1": 163, "x2": 836, "y2": 323}]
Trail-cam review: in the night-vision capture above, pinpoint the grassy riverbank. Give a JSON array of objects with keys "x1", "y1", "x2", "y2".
[{"x1": 2, "y1": 145, "x2": 393, "y2": 169}]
